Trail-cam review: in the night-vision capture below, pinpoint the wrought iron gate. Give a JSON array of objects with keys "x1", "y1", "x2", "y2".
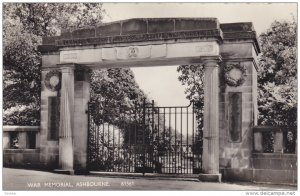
[{"x1": 87, "y1": 100, "x2": 203, "y2": 174}]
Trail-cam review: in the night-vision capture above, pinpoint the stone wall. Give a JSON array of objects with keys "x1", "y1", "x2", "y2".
[
  {"x1": 3, "y1": 51, "x2": 61, "y2": 170},
  {"x1": 251, "y1": 126, "x2": 297, "y2": 185},
  {"x1": 252, "y1": 153, "x2": 297, "y2": 185},
  {"x1": 3, "y1": 149, "x2": 41, "y2": 169},
  {"x1": 3, "y1": 126, "x2": 44, "y2": 169},
  {"x1": 219, "y1": 40, "x2": 258, "y2": 181},
  {"x1": 221, "y1": 125, "x2": 297, "y2": 185},
  {"x1": 73, "y1": 69, "x2": 90, "y2": 172},
  {"x1": 39, "y1": 52, "x2": 61, "y2": 169}
]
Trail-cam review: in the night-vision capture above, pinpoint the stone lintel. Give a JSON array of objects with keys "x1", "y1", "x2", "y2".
[
  {"x1": 58, "y1": 42, "x2": 220, "y2": 67},
  {"x1": 85, "y1": 57, "x2": 201, "y2": 69}
]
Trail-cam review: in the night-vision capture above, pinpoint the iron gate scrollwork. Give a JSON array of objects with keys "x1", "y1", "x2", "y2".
[{"x1": 87, "y1": 100, "x2": 203, "y2": 174}]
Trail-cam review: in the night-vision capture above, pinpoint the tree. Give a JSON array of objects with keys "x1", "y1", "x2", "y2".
[
  {"x1": 3, "y1": 13, "x2": 42, "y2": 125},
  {"x1": 177, "y1": 20, "x2": 297, "y2": 129},
  {"x1": 177, "y1": 64, "x2": 204, "y2": 156},
  {"x1": 4, "y1": 3, "x2": 106, "y2": 37},
  {"x1": 258, "y1": 19, "x2": 297, "y2": 128},
  {"x1": 89, "y1": 68, "x2": 150, "y2": 126},
  {"x1": 177, "y1": 20, "x2": 297, "y2": 154},
  {"x1": 3, "y1": 3, "x2": 152, "y2": 126},
  {"x1": 177, "y1": 64, "x2": 204, "y2": 129},
  {"x1": 3, "y1": 3, "x2": 107, "y2": 125}
]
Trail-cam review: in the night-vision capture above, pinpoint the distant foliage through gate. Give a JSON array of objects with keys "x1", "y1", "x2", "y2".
[{"x1": 87, "y1": 100, "x2": 203, "y2": 174}]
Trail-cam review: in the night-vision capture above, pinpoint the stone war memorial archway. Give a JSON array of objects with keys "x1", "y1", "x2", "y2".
[{"x1": 38, "y1": 18, "x2": 260, "y2": 182}]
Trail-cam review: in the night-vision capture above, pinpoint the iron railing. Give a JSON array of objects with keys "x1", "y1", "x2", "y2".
[{"x1": 87, "y1": 100, "x2": 203, "y2": 174}]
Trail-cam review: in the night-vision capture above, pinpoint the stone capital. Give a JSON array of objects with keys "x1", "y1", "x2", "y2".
[
  {"x1": 201, "y1": 55, "x2": 222, "y2": 67},
  {"x1": 58, "y1": 63, "x2": 76, "y2": 73}
]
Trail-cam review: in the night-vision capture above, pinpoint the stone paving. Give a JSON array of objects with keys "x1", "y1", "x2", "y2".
[{"x1": 2, "y1": 168, "x2": 297, "y2": 191}]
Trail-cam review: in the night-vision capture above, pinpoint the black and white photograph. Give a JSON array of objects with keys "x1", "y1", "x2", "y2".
[{"x1": 1, "y1": 1, "x2": 298, "y2": 194}]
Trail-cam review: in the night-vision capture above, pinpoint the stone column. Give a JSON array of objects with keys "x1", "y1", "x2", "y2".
[
  {"x1": 274, "y1": 130, "x2": 283, "y2": 153},
  {"x1": 199, "y1": 57, "x2": 221, "y2": 182},
  {"x1": 18, "y1": 132, "x2": 27, "y2": 149},
  {"x1": 57, "y1": 65, "x2": 75, "y2": 174},
  {"x1": 253, "y1": 131, "x2": 263, "y2": 152},
  {"x1": 3, "y1": 132, "x2": 10, "y2": 149}
]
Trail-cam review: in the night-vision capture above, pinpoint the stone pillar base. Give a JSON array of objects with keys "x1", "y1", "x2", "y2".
[
  {"x1": 74, "y1": 169, "x2": 89, "y2": 175},
  {"x1": 53, "y1": 169, "x2": 74, "y2": 175},
  {"x1": 59, "y1": 138, "x2": 74, "y2": 170},
  {"x1": 198, "y1": 174, "x2": 222, "y2": 182}
]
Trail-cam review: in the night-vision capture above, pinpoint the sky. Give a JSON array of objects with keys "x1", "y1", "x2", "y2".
[{"x1": 101, "y1": 3, "x2": 297, "y2": 106}]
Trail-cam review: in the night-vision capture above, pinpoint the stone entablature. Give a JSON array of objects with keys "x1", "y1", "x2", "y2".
[
  {"x1": 58, "y1": 41, "x2": 220, "y2": 66},
  {"x1": 38, "y1": 18, "x2": 260, "y2": 54}
]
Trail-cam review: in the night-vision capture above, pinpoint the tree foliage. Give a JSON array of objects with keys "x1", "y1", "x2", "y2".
[
  {"x1": 89, "y1": 68, "x2": 150, "y2": 125},
  {"x1": 3, "y1": 3, "x2": 106, "y2": 125},
  {"x1": 258, "y1": 20, "x2": 297, "y2": 128},
  {"x1": 3, "y1": 8, "x2": 42, "y2": 125},
  {"x1": 3, "y1": 3, "x2": 150, "y2": 126},
  {"x1": 177, "y1": 19, "x2": 297, "y2": 131},
  {"x1": 177, "y1": 64, "x2": 205, "y2": 104},
  {"x1": 177, "y1": 64, "x2": 204, "y2": 146},
  {"x1": 4, "y1": 3, "x2": 105, "y2": 37}
]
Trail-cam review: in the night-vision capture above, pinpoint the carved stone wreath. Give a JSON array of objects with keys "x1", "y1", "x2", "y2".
[
  {"x1": 127, "y1": 46, "x2": 139, "y2": 58},
  {"x1": 224, "y1": 63, "x2": 247, "y2": 87},
  {"x1": 45, "y1": 70, "x2": 61, "y2": 91}
]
